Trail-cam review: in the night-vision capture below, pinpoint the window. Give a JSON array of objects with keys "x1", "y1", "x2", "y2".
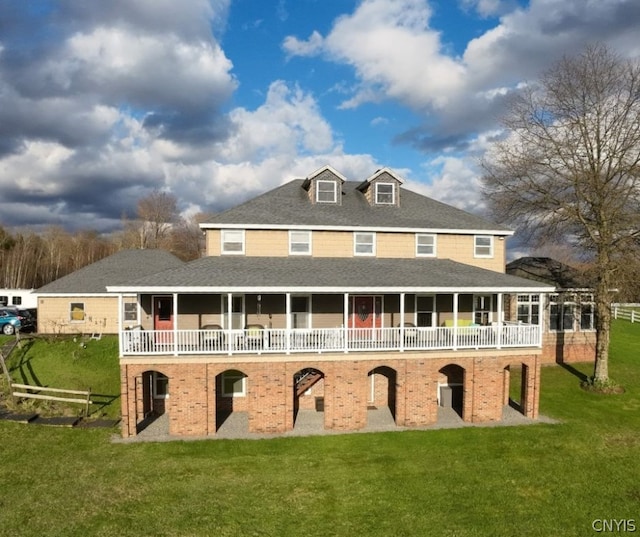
[
  {"x1": 375, "y1": 182, "x2": 395, "y2": 205},
  {"x1": 289, "y1": 230, "x2": 311, "y2": 255},
  {"x1": 516, "y1": 294, "x2": 540, "y2": 325},
  {"x1": 70, "y1": 302, "x2": 85, "y2": 322},
  {"x1": 0, "y1": 296, "x2": 7, "y2": 306},
  {"x1": 354, "y1": 232, "x2": 376, "y2": 256},
  {"x1": 152, "y1": 372, "x2": 169, "y2": 399},
  {"x1": 291, "y1": 295, "x2": 311, "y2": 329},
  {"x1": 221, "y1": 230, "x2": 245, "y2": 254},
  {"x1": 123, "y1": 302, "x2": 138, "y2": 322},
  {"x1": 580, "y1": 294, "x2": 595, "y2": 330},
  {"x1": 549, "y1": 294, "x2": 575, "y2": 332},
  {"x1": 12, "y1": 296, "x2": 21, "y2": 305},
  {"x1": 221, "y1": 370, "x2": 246, "y2": 397},
  {"x1": 316, "y1": 180, "x2": 337, "y2": 203},
  {"x1": 474, "y1": 235, "x2": 493, "y2": 257},
  {"x1": 416, "y1": 295, "x2": 435, "y2": 327},
  {"x1": 223, "y1": 295, "x2": 245, "y2": 330},
  {"x1": 473, "y1": 295, "x2": 492, "y2": 325},
  {"x1": 416, "y1": 234, "x2": 436, "y2": 257}
]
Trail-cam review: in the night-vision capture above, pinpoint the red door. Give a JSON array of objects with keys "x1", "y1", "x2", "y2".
[
  {"x1": 154, "y1": 296, "x2": 173, "y2": 344},
  {"x1": 349, "y1": 296, "x2": 382, "y2": 329}
]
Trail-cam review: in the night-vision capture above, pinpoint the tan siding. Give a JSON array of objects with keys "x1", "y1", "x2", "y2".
[
  {"x1": 245, "y1": 230, "x2": 289, "y2": 257},
  {"x1": 312, "y1": 231, "x2": 354, "y2": 257},
  {"x1": 205, "y1": 230, "x2": 221, "y2": 257},
  {"x1": 38, "y1": 296, "x2": 120, "y2": 334},
  {"x1": 437, "y1": 235, "x2": 505, "y2": 272},
  {"x1": 376, "y1": 233, "x2": 414, "y2": 258}
]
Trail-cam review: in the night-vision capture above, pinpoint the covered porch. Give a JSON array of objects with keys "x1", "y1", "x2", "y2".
[{"x1": 117, "y1": 290, "x2": 545, "y2": 356}]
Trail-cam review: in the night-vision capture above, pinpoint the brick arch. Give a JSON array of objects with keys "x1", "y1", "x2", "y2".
[
  {"x1": 135, "y1": 369, "x2": 170, "y2": 435},
  {"x1": 438, "y1": 363, "x2": 466, "y2": 419},
  {"x1": 215, "y1": 368, "x2": 249, "y2": 432},
  {"x1": 367, "y1": 366, "x2": 398, "y2": 421},
  {"x1": 293, "y1": 367, "x2": 325, "y2": 425},
  {"x1": 502, "y1": 361, "x2": 534, "y2": 418}
]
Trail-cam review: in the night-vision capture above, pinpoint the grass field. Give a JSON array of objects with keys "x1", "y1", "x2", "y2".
[{"x1": 1, "y1": 322, "x2": 639, "y2": 536}]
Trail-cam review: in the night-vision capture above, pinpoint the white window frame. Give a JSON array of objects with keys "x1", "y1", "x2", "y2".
[
  {"x1": 291, "y1": 295, "x2": 312, "y2": 329},
  {"x1": 415, "y1": 295, "x2": 436, "y2": 327},
  {"x1": 474, "y1": 235, "x2": 493, "y2": 258},
  {"x1": 222, "y1": 295, "x2": 245, "y2": 330},
  {"x1": 70, "y1": 302, "x2": 86, "y2": 323},
  {"x1": 473, "y1": 294, "x2": 493, "y2": 325},
  {"x1": 123, "y1": 301, "x2": 138, "y2": 323},
  {"x1": 549, "y1": 294, "x2": 576, "y2": 333},
  {"x1": 289, "y1": 230, "x2": 312, "y2": 255},
  {"x1": 221, "y1": 229, "x2": 245, "y2": 255},
  {"x1": 221, "y1": 370, "x2": 247, "y2": 397},
  {"x1": 516, "y1": 294, "x2": 540, "y2": 325},
  {"x1": 416, "y1": 234, "x2": 436, "y2": 257},
  {"x1": 354, "y1": 232, "x2": 376, "y2": 256},
  {"x1": 375, "y1": 182, "x2": 395, "y2": 205},
  {"x1": 152, "y1": 372, "x2": 169, "y2": 400},
  {"x1": 579, "y1": 293, "x2": 595, "y2": 331},
  {"x1": 316, "y1": 180, "x2": 337, "y2": 203}
]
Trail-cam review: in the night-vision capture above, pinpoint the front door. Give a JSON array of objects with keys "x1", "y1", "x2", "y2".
[
  {"x1": 349, "y1": 296, "x2": 382, "y2": 329},
  {"x1": 154, "y1": 296, "x2": 173, "y2": 344}
]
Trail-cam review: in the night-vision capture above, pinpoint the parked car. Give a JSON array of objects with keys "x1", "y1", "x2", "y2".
[
  {"x1": 0, "y1": 306, "x2": 35, "y2": 333},
  {"x1": 0, "y1": 309, "x2": 22, "y2": 335}
]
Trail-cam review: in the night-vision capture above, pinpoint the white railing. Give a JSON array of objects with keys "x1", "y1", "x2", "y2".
[{"x1": 121, "y1": 323, "x2": 541, "y2": 356}]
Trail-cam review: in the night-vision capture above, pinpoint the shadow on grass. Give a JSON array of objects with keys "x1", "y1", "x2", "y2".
[
  {"x1": 559, "y1": 362, "x2": 589, "y2": 383},
  {"x1": 89, "y1": 393, "x2": 121, "y2": 417}
]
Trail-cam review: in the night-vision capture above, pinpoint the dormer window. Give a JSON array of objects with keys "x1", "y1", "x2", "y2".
[
  {"x1": 316, "y1": 180, "x2": 337, "y2": 203},
  {"x1": 375, "y1": 182, "x2": 395, "y2": 205}
]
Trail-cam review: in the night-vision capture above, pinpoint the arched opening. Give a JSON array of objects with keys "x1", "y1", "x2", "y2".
[
  {"x1": 504, "y1": 363, "x2": 528, "y2": 417},
  {"x1": 292, "y1": 367, "x2": 325, "y2": 431},
  {"x1": 367, "y1": 366, "x2": 397, "y2": 426},
  {"x1": 136, "y1": 370, "x2": 169, "y2": 435},
  {"x1": 438, "y1": 364, "x2": 465, "y2": 419},
  {"x1": 215, "y1": 369, "x2": 249, "y2": 433}
]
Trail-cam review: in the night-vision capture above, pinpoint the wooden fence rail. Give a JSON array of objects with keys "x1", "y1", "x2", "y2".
[{"x1": 11, "y1": 383, "x2": 92, "y2": 416}]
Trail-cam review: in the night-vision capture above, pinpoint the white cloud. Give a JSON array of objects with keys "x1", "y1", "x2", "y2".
[{"x1": 282, "y1": 30, "x2": 324, "y2": 58}]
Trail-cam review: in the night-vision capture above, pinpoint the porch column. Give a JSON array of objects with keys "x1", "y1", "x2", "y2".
[
  {"x1": 285, "y1": 292, "x2": 291, "y2": 355},
  {"x1": 453, "y1": 293, "x2": 459, "y2": 351},
  {"x1": 496, "y1": 292, "x2": 503, "y2": 349},
  {"x1": 117, "y1": 293, "x2": 124, "y2": 355},
  {"x1": 343, "y1": 293, "x2": 349, "y2": 353},
  {"x1": 399, "y1": 293, "x2": 405, "y2": 352},
  {"x1": 173, "y1": 293, "x2": 178, "y2": 356},
  {"x1": 538, "y1": 292, "x2": 544, "y2": 347},
  {"x1": 227, "y1": 292, "x2": 233, "y2": 355}
]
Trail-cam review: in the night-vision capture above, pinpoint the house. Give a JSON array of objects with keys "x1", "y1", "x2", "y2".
[
  {"x1": 36, "y1": 249, "x2": 184, "y2": 335},
  {"x1": 109, "y1": 166, "x2": 562, "y2": 439},
  {"x1": 0, "y1": 289, "x2": 37, "y2": 309},
  {"x1": 506, "y1": 256, "x2": 596, "y2": 364}
]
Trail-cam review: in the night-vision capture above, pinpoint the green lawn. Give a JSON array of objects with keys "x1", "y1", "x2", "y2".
[{"x1": 1, "y1": 322, "x2": 639, "y2": 536}]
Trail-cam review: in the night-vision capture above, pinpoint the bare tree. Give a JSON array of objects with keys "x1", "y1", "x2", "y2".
[
  {"x1": 137, "y1": 190, "x2": 180, "y2": 249},
  {"x1": 482, "y1": 44, "x2": 640, "y2": 385}
]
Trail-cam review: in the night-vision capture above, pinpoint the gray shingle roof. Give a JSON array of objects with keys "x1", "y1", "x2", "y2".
[
  {"x1": 109, "y1": 256, "x2": 552, "y2": 292},
  {"x1": 203, "y1": 180, "x2": 511, "y2": 232},
  {"x1": 37, "y1": 249, "x2": 185, "y2": 294},
  {"x1": 506, "y1": 257, "x2": 592, "y2": 289}
]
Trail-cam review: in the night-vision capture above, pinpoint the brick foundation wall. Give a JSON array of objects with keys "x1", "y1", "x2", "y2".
[{"x1": 120, "y1": 351, "x2": 542, "y2": 439}]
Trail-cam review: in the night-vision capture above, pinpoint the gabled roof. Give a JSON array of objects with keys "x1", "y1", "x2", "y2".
[
  {"x1": 108, "y1": 256, "x2": 552, "y2": 293},
  {"x1": 506, "y1": 257, "x2": 591, "y2": 289},
  {"x1": 201, "y1": 179, "x2": 512, "y2": 233},
  {"x1": 37, "y1": 249, "x2": 185, "y2": 295}
]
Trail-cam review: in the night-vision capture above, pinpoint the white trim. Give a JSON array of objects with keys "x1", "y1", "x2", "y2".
[
  {"x1": 39, "y1": 293, "x2": 136, "y2": 298},
  {"x1": 200, "y1": 222, "x2": 514, "y2": 236},
  {"x1": 288, "y1": 230, "x2": 312, "y2": 255},
  {"x1": 307, "y1": 165, "x2": 348, "y2": 183},
  {"x1": 375, "y1": 182, "x2": 395, "y2": 205},
  {"x1": 474, "y1": 235, "x2": 494, "y2": 258},
  {"x1": 354, "y1": 231, "x2": 376, "y2": 256},
  {"x1": 109, "y1": 285, "x2": 554, "y2": 294},
  {"x1": 364, "y1": 167, "x2": 405, "y2": 185},
  {"x1": 221, "y1": 229, "x2": 245, "y2": 255},
  {"x1": 415, "y1": 233, "x2": 437, "y2": 257},
  {"x1": 316, "y1": 180, "x2": 337, "y2": 204}
]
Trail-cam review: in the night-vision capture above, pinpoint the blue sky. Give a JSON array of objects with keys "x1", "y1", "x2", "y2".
[{"x1": 0, "y1": 0, "x2": 639, "y2": 244}]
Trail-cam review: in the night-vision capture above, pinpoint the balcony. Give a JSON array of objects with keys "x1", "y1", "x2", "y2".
[{"x1": 120, "y1": 322, "x2": 541, "y2": 357}]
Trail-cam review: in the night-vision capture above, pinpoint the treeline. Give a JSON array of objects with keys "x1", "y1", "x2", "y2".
[{"x1": 0, "y1": 191, "x2": 206, "y2": 289}]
